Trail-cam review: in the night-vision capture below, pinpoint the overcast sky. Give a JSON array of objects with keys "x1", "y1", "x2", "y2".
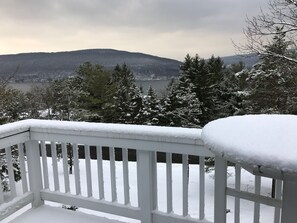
[{"x1": 0, "y1": 0, "x2": 269, "y2": 61}]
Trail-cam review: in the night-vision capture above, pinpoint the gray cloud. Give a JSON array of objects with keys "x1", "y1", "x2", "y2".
[
  {"x1": 0, "y1": 0, "x2": 270, "y2": 59},
  {"x1": 0, "y1": 0, "x2": 268, "y2": 30}
]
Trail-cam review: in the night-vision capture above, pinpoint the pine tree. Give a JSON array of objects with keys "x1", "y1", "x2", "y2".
[
  {"x1": 49, "y1": 77, "x2": 86, "y2": 121},
  {"x1": 244, "y1": 29, "x2": 297, "y2": 114},
  {"x1": 139, "y1": 86, "x2": 161, "y2": 125},
  {"x1": 0, "y1": 87, "x2": 26, "y2": 124},
  {"x1": 178, "y1": 54, "x2": 236, "y2": 125},
  {"x1": 106, "y1": 64, "x2": 143, "y2": 124},
  {"x1": 76, "y1": 62, "x2": 115, "y2": 122},
  {"x1": 161, "y1": 74, "x2": 202, "y2": 127}
]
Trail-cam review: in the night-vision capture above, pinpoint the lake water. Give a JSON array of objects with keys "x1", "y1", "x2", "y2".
[
  {"x1": 9, "y1": 80, "x2": 170, "y2": 95},
  {"x1": 136, "y1": 80, "x2": 170, "y2": 95}
]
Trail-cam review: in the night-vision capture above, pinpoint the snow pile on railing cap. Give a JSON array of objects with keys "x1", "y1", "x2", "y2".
[
  {"x1": 0, "y1": 119, "x2": 31, "y2": 137},
  {"x1": 202, "y1": 115, "x2": 297, "y2": 173},
  {"x1": 1, "y1": 119, "x2": 202, "y2": 145}
]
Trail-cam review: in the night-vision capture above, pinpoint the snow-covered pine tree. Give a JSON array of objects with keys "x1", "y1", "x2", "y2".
[
  {"x1": 107, "y1": 64, "x2": 143, "y2": 124},
  {"x1": 161, "y1": 73, "x2": 202, "y2": 128},
  {"x1": 244, "y1": 29, "x2": 297, "y2": 114},
  {"x1": 49, "y1": 77, "x2": 87, "y2": 121},
  {"x1": 179, "y1": 54, "x2": 235, "y2": 126},
  {"x1": 138, "y1": 85, "x2": 161, "y2": 125},
  {"x1": 0, "y1": 87, "x2": 26, "y2": 124}
]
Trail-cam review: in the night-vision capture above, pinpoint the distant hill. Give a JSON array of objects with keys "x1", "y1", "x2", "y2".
[
  {"x1": 221, "y1": 53, "x2": 259, "y2": 68},
  {"x1": 0, "y1": 49, "x2": 182, "y2": 82},
  {"x1": 0, "y1": 49, "x2": 259, "y2": 82}
]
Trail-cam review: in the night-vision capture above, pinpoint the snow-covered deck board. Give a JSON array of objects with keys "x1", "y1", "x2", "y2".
[{"x1": 8, "y1": 205, "x2": 127, "y2": 223}]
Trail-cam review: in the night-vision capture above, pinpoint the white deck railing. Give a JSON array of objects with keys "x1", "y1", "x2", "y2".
[{"x1": 0, "y1": 120, "x2": 284, "y2": 223}]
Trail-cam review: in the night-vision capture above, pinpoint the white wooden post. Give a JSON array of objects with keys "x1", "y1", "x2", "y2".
[
  {"x1": 281, "y1": 180, "x2": 297, "y2": 223},
  {"x1": 26, "y1": 140, "x2": 44, "y2": 207},
  {"x1": 137, "y1": 150, "x2": 156, "y2": 223},
  {"x1": 214, "y1": 155, "x2": 227, "y2": 223}
]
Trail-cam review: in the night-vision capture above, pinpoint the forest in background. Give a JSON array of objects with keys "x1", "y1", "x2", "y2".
[{"x1": 1, "y1": 29, "x2": 296, "y2": 128}]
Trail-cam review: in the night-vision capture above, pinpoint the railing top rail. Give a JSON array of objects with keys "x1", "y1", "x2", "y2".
[
  {"x1": 0, "y1": 121, "x2": 30, "y2": 140},
  {"x1": 1, "y1": 119, "x2": 204, "y2": 146}
]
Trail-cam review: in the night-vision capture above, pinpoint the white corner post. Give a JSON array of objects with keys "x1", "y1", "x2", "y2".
[
  {"x1": 26, "y1": 140, "x2": 44, "y2": 207},
  {"x1": 137, "y1": 150, "x2": 156, "y2": 223},
  {"x1": 281, "y1": 180, "x2": 297, "y2": 223},
  {"x1": 214, "y1": 155, "x2": 227, "y2": 223}
]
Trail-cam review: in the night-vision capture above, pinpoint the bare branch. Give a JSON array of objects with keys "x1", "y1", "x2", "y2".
[
  {"x1": 0, "y1": 66, "x2": 20, "y2": 89},
  {"x1": 236, "y1": 0, "x2": 297, "y2": 64}
]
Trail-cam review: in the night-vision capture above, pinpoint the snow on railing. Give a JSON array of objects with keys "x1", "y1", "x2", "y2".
[
  {"x1": 0, "y1": 119, "x2": 285, "y2": 223},
  {"x1": 31, "y1": 119, "x2": 210, "y2": 223},
  {"x1": 0, "y1": 128, "x2": 33, "y2": 221}
]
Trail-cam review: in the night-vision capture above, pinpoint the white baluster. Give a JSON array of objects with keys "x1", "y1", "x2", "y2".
[
  {"x1": 97, "y1": 146, "x2": 104, "y2": 200},
  {"x1": 51, "y1": 142, "x2": 59, "y2": 192},
  {"x1": 85, "y1": 145, "x2": 92, "y2": 197},
  {"x1": 73, "y1": 144, "x2": 81, "y2": 195},
  {"x1": 166, "y1": 153, "x2": 172, "y2": 214},
  {"x1": 274, "y1": 180, "x2": 282, "y2": 223},
  {"x1": 40, "y1": 141, "x2": 49, "y2": 189},
  {"x1": 5, "y1": 146, "x2": 17, "y2": 198},
  {"x1": 254, "y1": 175, "x2": 261, "y2": 223},
  {"x1": 235, "y1": 164, "x2": 241, "y2": 223},
  {"x1": 122, "y1": 148, "x2": 130, "y2": 205},
  {"x1": 182, "y1": 154, "x2": 189, "y2": 217},
  {"x1": 199, "y1": 156, "x2": 205, "y2": 220},
  {"x1": 18, "y1": 143, "x2": 28, "y2": 193},
  {"x1": 61, "y1": 143, "x2": 70, "y2": 193},
  {"x1": 110, "y1": 147, "x2": 117, "y2": 202}
]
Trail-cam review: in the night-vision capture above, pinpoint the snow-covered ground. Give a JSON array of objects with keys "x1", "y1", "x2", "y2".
[
  {"x1": 5, "y1": 159, "x2": 276, "y2": 223},
  {"x1": 8, "y1": 205, "x2": 124, "y2": 223}
]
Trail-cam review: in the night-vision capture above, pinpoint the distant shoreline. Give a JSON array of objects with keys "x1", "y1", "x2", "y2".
[{"x1": 9, "y1": 79, "x2": 170, "y2": 95}]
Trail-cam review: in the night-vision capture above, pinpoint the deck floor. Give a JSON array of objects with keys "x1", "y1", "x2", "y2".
[{"x1": 7, "y1": 205, "x2": 127, "y2": 223}]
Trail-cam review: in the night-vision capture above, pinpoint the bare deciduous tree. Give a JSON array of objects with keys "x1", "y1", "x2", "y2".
[
  {"x1": 236, "y1": 0, "x2": 297, "y2": 63},
  {"x1": 0, "y1": 66, "x2": 19, "y2": 89}
]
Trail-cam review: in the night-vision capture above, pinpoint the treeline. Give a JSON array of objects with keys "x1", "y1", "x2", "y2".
[
  {"x1": 1, "y1": 32, "x2": 297, "y2": 127},
  {"x1": 0, "y1": 58, "x2": 234, "y2": 127}
]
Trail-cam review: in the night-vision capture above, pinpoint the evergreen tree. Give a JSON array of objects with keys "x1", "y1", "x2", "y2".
[
  {"x1": 178, "y1": 54, "x2": 237, "y2": 125},
  {"x1": 24, "y1": 85, "x2": 47, "y2": 119},
  {"x1": 0, "y1": 87, "x2": 26, "y2": 124},
  {"x1": 244, "y1": 30, "x2": 297, "y2": 114},
  {"x1": 161, "y1": 74, "x2": 202, "y2": 127},
  {"x1": 138, "y1": 86, "x2": 162, "y2": 125},
  {"x1": 106, "y1": 64, "x2": 143, "y2": 124},
  {"x1": 76, "y1": 62, "x2": 115, "y2": 121},
  {"x1": 48, "y1": 77, "x2": 87, "y2": 121}
]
